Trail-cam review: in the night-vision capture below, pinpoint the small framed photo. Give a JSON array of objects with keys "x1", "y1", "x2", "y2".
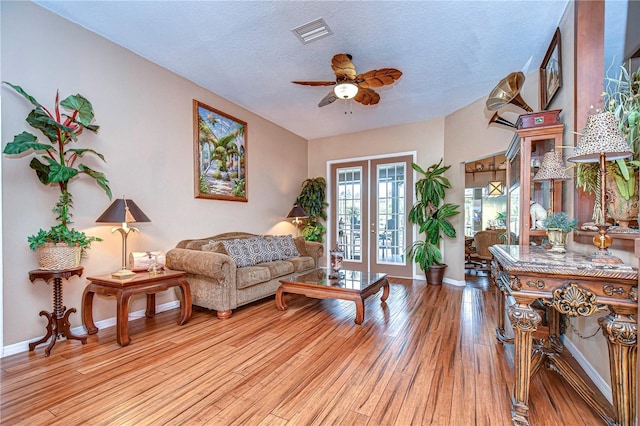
[
  {"x1": 193, "y1": 100, "x2": 247, "y2": 202},
  {"x1": 539, "y1": 28, "x2": 562, "y2": 110}
]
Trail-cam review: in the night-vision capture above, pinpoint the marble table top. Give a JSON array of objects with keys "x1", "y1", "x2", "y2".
[{"x1": 489, "y1": 245, "x2": 637, "y2": 281}]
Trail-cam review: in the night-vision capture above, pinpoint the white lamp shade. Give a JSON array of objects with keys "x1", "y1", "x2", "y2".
[{"x1": 333, "y1": 82, "x2": 359, "y2": 99}]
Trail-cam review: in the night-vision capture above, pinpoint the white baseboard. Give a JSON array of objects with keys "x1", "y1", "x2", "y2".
[
  {"x1": 2, "y1": 300, "x2": 180, "y2": 358},
  {"x1": 562, "y1": 335, "x2": 612, "y2": 404},
  {"x1": 443, "y1": 277, "x2": 465, "y2": 287}
]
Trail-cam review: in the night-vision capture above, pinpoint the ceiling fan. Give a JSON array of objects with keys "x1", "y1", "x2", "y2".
[{"x1": 292, "y1": 53, "x2": 403, "y2": 107}]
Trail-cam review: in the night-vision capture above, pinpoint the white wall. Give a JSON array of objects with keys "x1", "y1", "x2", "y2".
[{"x1": 1, "y1": 2, "x2": 307, "y2": 347}]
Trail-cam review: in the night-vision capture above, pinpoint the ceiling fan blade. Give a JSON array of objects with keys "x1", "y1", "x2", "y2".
[
  {"x1": 354, "y1": 87, "x2": 380, "y2": 105},
  {"x1": 356, "y1": 68, "x2": 403, "y2": 88},
  {"x1": 318, "y1": 91, "x2": 338, "y2": 107},
  {"x1": 292, "y1": 81, "x2": 337, "y2": 86},
  {"x1": 331, "y1": 53, "x2": 356, "y2": 80}
]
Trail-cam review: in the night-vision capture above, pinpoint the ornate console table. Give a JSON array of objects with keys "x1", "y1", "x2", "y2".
[{"x1": 489, "y1": 244, "x2": 637, "y2": 426}]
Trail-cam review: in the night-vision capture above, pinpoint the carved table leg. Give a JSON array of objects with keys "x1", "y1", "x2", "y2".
[
  {"x1": 275, "y1": 287, "x2": 287, "y2": 311},
  {"x1": 29, "y1": 310, "x2": 54, "y2": 351},
  {"x1": 145, "y1": 293, "x2": 156, "y2": 318},
  {"x1": 380, "y1": 279, "x2": 390, "y2": 304},
  {"x1": 598, "y1": 311, "x2": 637, "y2": 426},
  {"x1": 82, "y1": 286, "x2": 98, "y2": 335},
  {"x1": 177, "y1": 280, "x2": 192, "y2": 325},
  {"x1": 354, "y1": 297, "x2": 365, "y2": 325},
  {"x1": 116, "y1": 290, "x2": 132, "y2": 346},
  {"x1": 508, "y1": 302, "x2": 542, "y2": 426}
]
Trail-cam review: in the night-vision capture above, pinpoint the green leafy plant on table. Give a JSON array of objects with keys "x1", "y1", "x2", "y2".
[
  {"x1": 3, "y1": 82, "x2": 111, "y2": 257},
  {"x1": 542, "y1": 212, "x2": 579, "y2": 233},
  {"x1": 295, "y1": 177, "x2": 328, "y2": 243},
  {"x1": 407, "y1": 159, "x2": 460, "y2": 283}
]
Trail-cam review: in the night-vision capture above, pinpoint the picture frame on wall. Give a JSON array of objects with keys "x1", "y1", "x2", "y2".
[
  {"x1": 193, "y1": 100, "x2": 247, "y2": 202},
  {"x1": 539, "y1": 28, "x2": 562, "y2": 110}
]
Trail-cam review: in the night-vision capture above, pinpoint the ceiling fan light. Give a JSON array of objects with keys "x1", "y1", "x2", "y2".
[{"x1": 334, "y1": 82, "x2": 358, "y2": 99}]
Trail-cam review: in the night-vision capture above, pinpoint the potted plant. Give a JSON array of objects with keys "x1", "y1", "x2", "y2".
[
  {"x1": 542, "y1": 212, "x2": 578, "y2": 253},
  {"x1": 575, "y1": 65, "x2": 640, "y2": 227},
  {"x1": 296, "y1": 177, "x2": 328, "y2": 242},
  {"x1": 3, "y1": 82, "x2": 111, "y2": 269},
  {"x1": 407, "y1": 159, "x2": 460, "y2": 285}
]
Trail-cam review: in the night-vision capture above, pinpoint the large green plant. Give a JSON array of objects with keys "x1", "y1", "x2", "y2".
[
  {"x1": 3, "y1": 82, "x2": 111, "y2": 251},
  {"x1": 295, "y1": 177, "x2": 328, "y2": 242},
  {"x1": 576, "y1": 66, "x2": 640, "y2": 200},
  {"x1": 407, "y1": 159, "x2": 460, "y2": 270}
]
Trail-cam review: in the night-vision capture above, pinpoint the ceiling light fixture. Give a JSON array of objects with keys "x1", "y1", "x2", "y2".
[
  {"x1": 292, "y1": 18, "x2": 333, "y2": 44},
  {"x1": 334, "y1": 82, "x2": 358, "y2": 100}
]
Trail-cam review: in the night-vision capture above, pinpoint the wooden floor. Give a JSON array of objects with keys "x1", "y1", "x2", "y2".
[{"x1": 1, "y1": 272, "x2": 605, "y2": 425}]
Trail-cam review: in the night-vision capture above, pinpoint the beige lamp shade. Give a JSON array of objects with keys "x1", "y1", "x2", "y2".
[
  {"x1": 533, "y1": 151, "x2": 572, "y2": 181},
  {"x1": 567, "y1": 112, "x2": 632, "y2": 163},
  {"x1": 487, "y1": 181, "x2": 503, "y2": 196}
]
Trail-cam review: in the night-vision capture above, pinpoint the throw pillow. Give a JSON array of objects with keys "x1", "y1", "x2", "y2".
[
  {"x1": 262, "y1": 235, "x2": 283, "y2": 261},
  {"x1": 265, "y1": 235, "x2": 300, "y2": 260},
  {"x1": 222, "y1": 237, "x2": 269, "y2": 267},
  {"x1": 293, "y1": 236, "x2": 308, "y2": 257},
  {"x1": 201, "y1": 240, "x2": 228, "y2": 255}
]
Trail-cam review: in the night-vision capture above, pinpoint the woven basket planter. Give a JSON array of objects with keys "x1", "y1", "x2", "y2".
[{"x1": 36, "y1": 242, "x2": 81, "y2": 270}]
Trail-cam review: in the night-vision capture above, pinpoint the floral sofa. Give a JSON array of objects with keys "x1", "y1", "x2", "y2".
[{"x1": 165, "y1": 232, "x2": 323, "y2": 319}]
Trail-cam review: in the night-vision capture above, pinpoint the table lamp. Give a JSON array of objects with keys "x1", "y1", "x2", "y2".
[
  {"x1": 567, "y1": 112, "x2": 632, "y2": 264},
  {"x1": 286, "y1": 204, "x2": 308, "y2": 236},
  {"x1": 96, "y1": 197, "x2": 151, "y2": 278},
  {"x1": 533, "y1": 150, "x2": 572, "y2": 214}
]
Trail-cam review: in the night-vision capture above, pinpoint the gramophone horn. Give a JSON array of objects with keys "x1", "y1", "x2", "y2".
[
  {"x1": 488, "y1": 112, "x2": 516, "y2": 128},
  {"x1": 486, "y1": 71, "x2": 533, "y2": 113}
]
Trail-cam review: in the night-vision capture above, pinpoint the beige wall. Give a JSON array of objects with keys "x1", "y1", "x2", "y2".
[{"x1": 1, "y1": 2, "x2": 307, "y2": 346}]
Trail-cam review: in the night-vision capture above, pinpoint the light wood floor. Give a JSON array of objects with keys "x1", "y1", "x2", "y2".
[{"x1": 1, "y1": 273, "x2": 605, "y2": 425}]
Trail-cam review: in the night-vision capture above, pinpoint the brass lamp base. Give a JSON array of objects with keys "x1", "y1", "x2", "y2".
[
  {"x1": 111, "y1": 269, "x2": 136, "y2": 279},
  {"x1": 590, "y1": 224, "x2": 623, "y2": 264}
]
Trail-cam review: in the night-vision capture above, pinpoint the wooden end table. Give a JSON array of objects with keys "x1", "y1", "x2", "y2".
[
  {"x1": 82, "y1": 270, "x2": 192, "y2": 346},
  {"x1": 28, "y1": 267, "x2": 88, "y2": 357}
]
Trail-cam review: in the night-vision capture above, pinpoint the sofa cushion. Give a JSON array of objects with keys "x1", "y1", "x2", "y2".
[
  {"x1": 222, "y1": 237, "x2": 269, "y2": 267},
  {"x1": 260, "y1": 260, "x2": 295, "y2": 279},
  {"x1": 287, "y1": 256, "x2": 315, "y2": 272},
  {"x1": 185, "y1": 239, "x2": 210, "y2": 250},
  {"x1": 201, "y1": 240, "x2": 228, "y2": 254},
  {"x1": 236, "y1": 265, "x2": 271, "y2": 289},
  {"x1": 293, "y1": 236, "x2": 308, "y2": 257},
  {"x1": 264, "y1": 235, "x2": 300, "y2": 260}
]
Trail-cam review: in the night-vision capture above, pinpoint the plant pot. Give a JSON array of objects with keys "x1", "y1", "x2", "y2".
[
  {"x1": 606, "y1": 174, "x2": 639, "y2": 229},
  {"x1": 36, "y1": 243, "x2": 81, "y2": 270},
  {"x1": 546, "y1": 229, "x2": 569, "y2": 253},
  {"x1": 425, "y1": 264, "x2": 447, "y2": 285}
]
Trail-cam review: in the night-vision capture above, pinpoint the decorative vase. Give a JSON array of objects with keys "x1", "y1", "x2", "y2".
[
  {"x1": 606, "y1": 175, "x2": 639, "y2": 229},
  {"x1": 546, "y1": 229, "x2": 569, "y2": 253},
  {"x1": 330, "y1": 247, "x2": 344, "y2": 276},
  {"x1": 36, "y1": 242, "x2": 81, "y2": 270}
]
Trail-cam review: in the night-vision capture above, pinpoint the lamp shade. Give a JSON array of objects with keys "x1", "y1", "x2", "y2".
[
  {"x1": 333, "y1": 82, "x2": 359, "y2": 99},
  {"x1": 487, "y1": 181, "x2": 503, "y2": 196},
  {"x1": 286, "y1": 205, "x2": 308, "y2": 220},
  {"x1": 533, "y1": 151, "x2": 572, "y2": 181},
  {"x1": 96, "y1": 198, "x2": 151, "y2": 224},
  {"x1": 567, "y1": 112, "x2": 633, "y2": 163}
]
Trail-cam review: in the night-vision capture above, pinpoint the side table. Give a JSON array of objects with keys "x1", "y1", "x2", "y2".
[
  {"x1": 82, "y1": 270, "x2": 191, "y2": 346},
  {"x1": 28, "y1": 267, "x2": 88, "y2": 357}
]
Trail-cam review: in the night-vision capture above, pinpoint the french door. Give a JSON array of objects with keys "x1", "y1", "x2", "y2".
[{"x1": 330, "y1": 155, "x2": 413, "y2": 277}]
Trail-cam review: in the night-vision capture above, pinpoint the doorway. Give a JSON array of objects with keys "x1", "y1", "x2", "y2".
[{"x1": 329, "y1": 154, "x2": 414, "y2": 277}]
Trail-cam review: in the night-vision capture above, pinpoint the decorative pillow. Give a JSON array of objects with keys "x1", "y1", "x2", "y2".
[
  {"x1": 222, "y1": 237, "x2": 269, "y2": 267},
  {"x1": 264, "y1": 235, "x2": 300, "y2": 260},
  {"x1": 293, "y1": 236, "x2": 308, "y2": 257},
  {"x1": 262, "y1": 235, "x2": 283, "y2": 261},
  {"x1": 201, "y1": 240, "x2": 228, "y2": 255}
]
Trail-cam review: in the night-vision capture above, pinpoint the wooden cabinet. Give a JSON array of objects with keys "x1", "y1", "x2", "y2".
[{"x1": 506, "y1": 123, "x2": 564, "y2": 245}]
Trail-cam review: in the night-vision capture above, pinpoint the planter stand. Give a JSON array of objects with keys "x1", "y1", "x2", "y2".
[{"x1": 28, "y1": 267, "x2": 87, "y2": 357}]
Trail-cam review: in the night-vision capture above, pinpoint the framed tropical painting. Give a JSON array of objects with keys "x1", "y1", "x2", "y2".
[{"x1": 193, "y1": 100, "x2": 247, "y2": 201}]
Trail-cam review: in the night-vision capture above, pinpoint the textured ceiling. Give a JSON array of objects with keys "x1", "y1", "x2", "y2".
[{"x1": 34, "y1": 0, "x2": 569, "y2": 140}]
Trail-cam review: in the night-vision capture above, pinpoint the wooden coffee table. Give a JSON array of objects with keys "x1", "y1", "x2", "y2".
[
  {"x1": 276, "y1": 268, "x2": 389, "y2": 324},
  {"x1": 82, "y1": 270, "x2": 191, "y2": 346}
]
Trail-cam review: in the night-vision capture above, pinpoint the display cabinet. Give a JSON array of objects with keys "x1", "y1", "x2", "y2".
[{"x1": 506, "y1": 122, "x2": 564, "y2": 245}]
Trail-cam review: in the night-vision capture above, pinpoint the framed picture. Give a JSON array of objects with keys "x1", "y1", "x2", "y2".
[
  {"x1": 539, "y1": 28, "x2": 562, "y2": 110},
  {"x1": 193, "y1": 100, "x2": 247, "y2": 201}
]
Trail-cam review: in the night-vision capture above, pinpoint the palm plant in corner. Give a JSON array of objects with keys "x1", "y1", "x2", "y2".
[
  {"x1": 3, "y1": 82, "x2": 111, "y2": 269},
  {"x1": 407, "y1": 159, "x2": 460, "y2": 285}
]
